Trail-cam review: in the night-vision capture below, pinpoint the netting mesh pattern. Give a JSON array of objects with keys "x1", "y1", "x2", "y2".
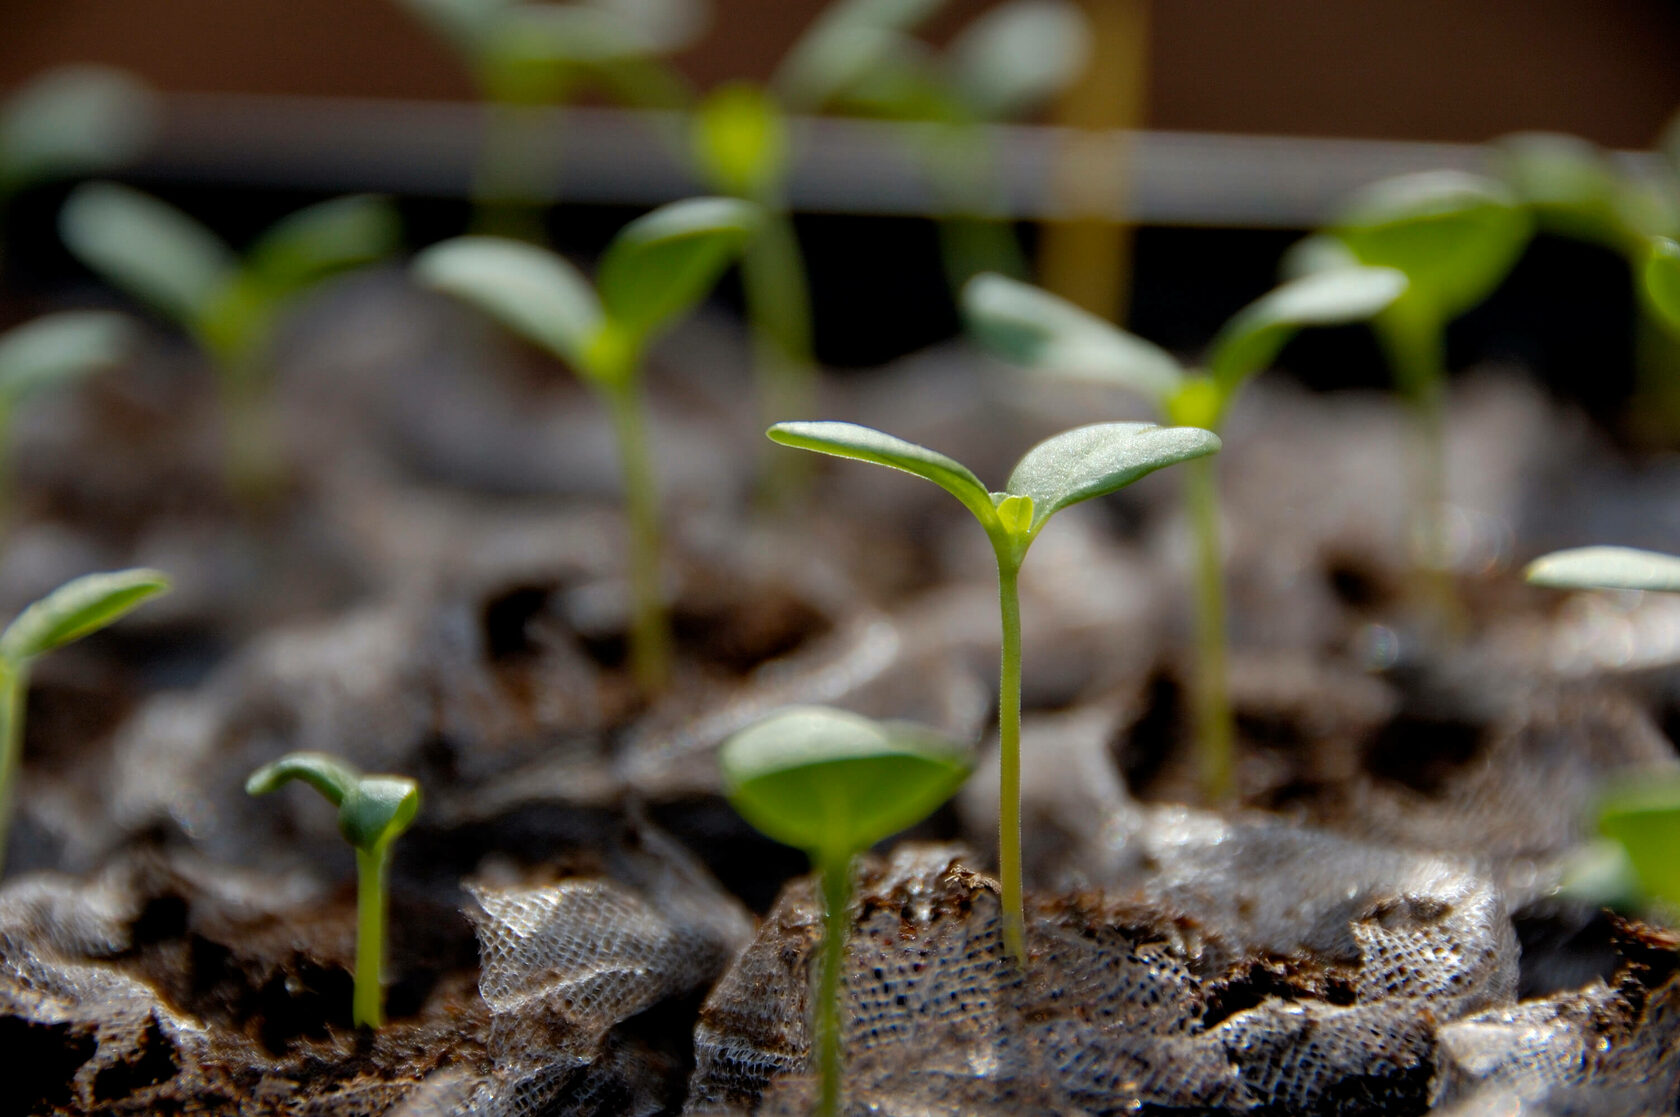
[{"x1": 686, "y1": 838, "x2": 1535, "y2": 1116}]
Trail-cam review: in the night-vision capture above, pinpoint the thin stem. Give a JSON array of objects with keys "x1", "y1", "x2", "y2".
[
  {"x1": 353, "y1": 843, "x2": 390, "y2": 1028},
  {"x1": 1379, "y1": 306, "x2": 1457, "y2": 630},
  {"x1": 995, "y1": 558, "x2": 1026, "y2": 964},
  {"x1": 470, "y1": 100, "x2": 553, "y2": 244},
  {"x1": 604, "y1": 379, "x2": 670, "y2": 693},
  {"x1": 742, "y1": 207, "x2": 817, "y2": 505},
  {"x1": 1186, "y1": 454, "x2": 1234, "y2": 804},
  {"x1": 0, "y1": 661, "x2": 26, "y2": 875},
  {"x1": 814, "y1": 855, "x2": 851, "y2": 1117}
]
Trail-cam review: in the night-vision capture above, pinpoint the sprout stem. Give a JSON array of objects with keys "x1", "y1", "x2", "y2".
[
  {"x1": 0, "y1": 663, "x2": 25, "y2": 873},
  {"x1": 353, "y1": 843, "x2": 390, "y2": 1029},
  {"x1": 605, "y1": 380, "x2": 670, "y2": 693},
  {"x1": 743, "y1": 210, "x2": 816, "y2": 504},
  {"x1": 1380, "y1": 307, "x2": 1457, "y2": 629},
  {"x1": 1186, "y1": 454, "x2": 1234, "y2": 803},
  {"x1": 995, "y1": 559, "x2": 1026, "y2": 964},
  {"x1": 815, "y1": 855, "x2": 851, "y2": 1117}
]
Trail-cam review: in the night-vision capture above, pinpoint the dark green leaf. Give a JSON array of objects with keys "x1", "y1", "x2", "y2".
[
  {"x1": 767, "y1": 420, "x2": 995, "y2": 524},
  {"x1": 1206, "y1": 267, "x2": 1407, "y2": 394},
  {"x1": 59, "y1": 183, "x2": 235, "y2": 330},
  {"x1": 721, "y1": 705, "x2": 970, "y2": 861},
  {"x1": 596, "y1": 197, "x2": 759, "y2": 344},
  {"x1": 1335, "y1": 171, "x2": 1530, "y2": 319},
  {"x1": 1598, "y1": 776, "x2": 1680, "y2": 910},
  {"x1": 0, "y1": 66, "x2": 157, "y2": 192},
  {"x1": 1006, "y1": 421, "x2": 1220, "y2": 534},
  {"x1": 0, "y1": 568, "x2": 170, "y2": 663},
  {"x1": 0, "y1": 311, "x2": 132, "y2": 404},
  {"x1": 1646, "y1": 237, "x2": 1680, "y2": 335},
  {"x1": 243, "y1": 195, "x2": 402, "y2": 299},
  {"x1": 962, "y1": 273, "x2": 1183, "y2": 400},
  {"x1": 1524, "y1": 545, "x2": 1680, "y2": 593},
  {"x1": 413, "y1": 236, "x2": 604, "y2": 371},
  {"x1": 948, "y1": 0, "x2": 1089, "y2": 120},
  {"x1": 339, "y1": 775, "x2": 422, "y2": 850},
  {"x1": 246, "y1": 751, "x2": 359, "y2": 808},
  {"x1": 693, "y1": 82, "x2": 787, "y2": 200}
]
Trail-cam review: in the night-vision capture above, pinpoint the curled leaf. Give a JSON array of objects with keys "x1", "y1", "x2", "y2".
[
  {"x1": 246, "y1": 753, "x2": 421, "y2": 853},
  {"x1": 0, "y1": 568, "x2": 170, "y2": 664},
  {"x1": 246, "y1": 751, "x2": 359, "y2": 808}
]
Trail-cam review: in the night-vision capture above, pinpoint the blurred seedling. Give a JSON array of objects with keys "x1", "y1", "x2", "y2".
[
  {"x1": 0, "y1": 568, "x2": 170, "y2": 874},
  {"x1": 59, "y1": 184, "x2": 401, "y2": 500},
  {"x1": 1289, "y1": 172, "x2": 1531, "y2": 620},
  {"x1": 415, "y1": 196, "x2": 759, "y2": 694},
  {"x1": 720, "y1": 705, "x2": 971, "y2": 1117},
  {"x1": 963, "y1": 266, "x2": 1404, "y2": 803},
  {"x1": 246, "y1": 752, "x2": 420, "y2": 1029},
  {"x1": 0, "y1": 311, "x2": 135, "y2": 526},
  {"x1": 1649, "y1": 236, "x2": 1680, "y2": 335},
  {"x1": 395, "y1": 0, "x2": 702, "y2": 238},
  {"x1": 767, "y1": 419, "x2": 1218, "y2": 961}
]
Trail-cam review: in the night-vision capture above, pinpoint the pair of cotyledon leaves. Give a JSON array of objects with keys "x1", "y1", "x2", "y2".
[
  {"x1": 247, "y1": 752, "x2": 421, "y2": 855},
  {"x1": 721, "y1": 706, "x2": 970, "y2": 866},
  {"x1": 413, "y1": 196, "x2": 760, "y2": 388},
  {"x1": 58, "y1": 184, "x2": 401, "y2": 370}
]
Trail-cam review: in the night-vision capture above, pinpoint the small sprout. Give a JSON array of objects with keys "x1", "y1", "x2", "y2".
[
  {"x1": 1524, "y1": 545, "x2": 1680, "y2": 593},
  {"x1": 58, "y1": 184, "x2": 401, "y2": 498},
  {"x1": 0, "y1": 568, "x2": 170, "y2": 873},
  {"x1": 1647, "y1": 237, "x2": 1680, "y2": 336},
  {"x1": 721, "y1": 705, "x2": 971, "y2": 1117},
  {"x1": 962, "y1": 267, "x2": 1403, "y2": 802},
  {"x1": 246, "y1": 752, "x2": 421, "y2": 1029},
  {"x1": 415, "y1": 197, "x2": 759, "y2": 693},
  {"x1": 768, "y1": 419, "x2": 1218, "y2": 961}
]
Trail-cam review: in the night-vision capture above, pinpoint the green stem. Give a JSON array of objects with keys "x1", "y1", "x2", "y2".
[
  {"x1": 1186, "y1": 454, "x2": 1234, "y2": 804},
  {"x1": 470, "y1": 100, "x2": 553, "y2": 243},
  {"x1": 604, "y1": 379, "x2": 670, "y2": 693},
  {"x1": 353, "y1": 843, "x2": 389, "y2": 1028},
  {"x1": 1378, "y1": 307, "x2": 1456, "y2": 627},
  {"x1": 814, "y1": 855, "x2": 851, "y2": 1117},
  {"x1": 742, "y1": 207, "x2": 817, "y2": 505},
  {"x1": 995, "y1": 558, "x2": 1025, "y2": 964},
  {"x1": 0, "y1": 661, "x2": 26, "y2": 875}
]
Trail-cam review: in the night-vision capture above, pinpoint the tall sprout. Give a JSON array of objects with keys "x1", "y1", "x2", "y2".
[
  {"x1": 963, "y1": 267, "x2": 1404, "y2": 802},
  {"x1": 416, "y1": 197, "x2": 759, "y2": 693}
]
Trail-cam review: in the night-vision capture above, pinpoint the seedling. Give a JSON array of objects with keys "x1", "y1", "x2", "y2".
[
  {"x1": 720, "y1": 705, "x2": 971, "y2": 1117},
  {"x1": 0, "y1": 568, "x2": 170, "y2": 873},
  {"x1": 767, "y1": 419, "x2": 1218, "y2": 960},
  {"x1": 1648, "y1": 236, "x2": 1680, "y2": 335},
  {"x1": 246, "y1": 752, "x2": 420, "y2": 1029},
  {"x1": 0, "y1": 311, "x2": 135, "y2": 526},
  {"x1": 962, "y1": 267, "x2": 1404, "y2": 802},
  {"x1": 1295, "y1": 172, "x2": 1531, "y2": 609},
  {"x1": 58, "y1": 184, "x2": 401, "y2": 499},
  {"x1": 415, "y1": 196, "x2": 759, "y2": 693}
]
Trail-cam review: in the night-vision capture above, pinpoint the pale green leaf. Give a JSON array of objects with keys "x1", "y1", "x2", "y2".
[
  {"x1": 767, "y1": 420, "x2": 995, "y2": 524},
  {"x1": 1006, "y1": 421, "x2": 1220, "y2": 533},
  {"x1": 1524, "y1": 545, "x2": 1680, "y2": 593},
  {"x1": 339, "y1": 774, "x2": 422, "y2": 850},
  {"x1": 1494, "y1": 132, "x2": 1624, "y2": 245},
  {"x1": 692, "y1": 82, "x2": 787, "y2": 200},
  {"x1": 0, "y1": 66, "x2": 157, "y2": 192},
  {"x1": 243, "y1": 195, "x2": 402, "y2": 298},
  {"x1": 0, "y1": 311, "x2": 132, "y2": 403},
  {"x1": 721, "y1": 705, "x2": 970, "y2": 861},
  {"x1": 1279, "y1": 233, "x2": 1361, "y2": 280},
  {"x1": 596, "y1": 197, "x2": 758, "y2": 343},
  {"x1": 59, "y1": 183, "x2": 236, "y2": 329},
  {"x1": 1646, "y1": 237, "x2": 1680, "y2": 335},
  {"x1": 948, "y1": 0, "x2": 1090, "y2": 120},
  {"x1": 1598, "y1": 776, "x2": 1680, "y2": 910},
  {"x1": 413, "y1": 236, "x2": 603, "y2": 370},
  {"x1": 0, "y1": 568, "x2": 170, "y2": 664},
  {"x1": 583, "y1": 0, "x2": 709, "y2": 52},
  {"x1": 776, "y1": 0, "x2": 941, "y2": 111},
  {"x1": 1335, "y1": 170, "x2": 1530, "y2": 319},
  {"x1": 246, "y1": 751, "x2": 358, "y2": 808},
  {"x1": 1206, "y1": 266, "x2": 1407, "y2": 393},
  {"x1": 962, "y1": 273, "x2": 1183, "y2": 400}
]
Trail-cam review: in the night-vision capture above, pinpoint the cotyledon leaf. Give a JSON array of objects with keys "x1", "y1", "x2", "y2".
[
  {"x1": 0, "y1": 311, "x2": 133, "y2": 403},
  {"x1": 595, "y1": 196, "x2": 759, "y2": 344},
  {"x1": 0, "y1": 568, "x2": 170, "y2": 664},
  {"x1": 0, "y1": 66, "x2": 157, "y2": 191},
  {"x1": 1206, "y1": 266, "x2": 1407, "y2": 393},
  {"x1": 948, "y1": 0, "x2": 1090, "y2": 120},
  {"x1": 1646, "y1": 237, "x2": 1680, "y2": 334},
  {"x1": 243, "y1": 194, "x2": 402, "y2": 298},
  {"x1": 246, "y1": 752, "x2": 420, "y2": 852},
  {"x1": 766, "y1": 420, "x2": 996, "y2": 524},
  {"x1": 1005, "y1": 421, "x2": 1221, "y2": 534},
  {"x1": 962, "y1": 272, "x2": 1183, "y2": 400},
  {"x1": 1524, "y1": 545, "x2": 1680, "y2": 593}
]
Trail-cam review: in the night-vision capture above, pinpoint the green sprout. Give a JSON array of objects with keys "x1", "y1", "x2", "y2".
[
  {"x1": 767, "y1": 419, "x2": 1218, "y2": 961},
  {"x1": 415, "y1": 197, "x2": 759, "y2": 693},
  {"x1": 0, "y1": 311, "x2": 135, "y2": 526},
  {"x1": 720, "y1": 705, "x2": 971, "y2": 1117},
  {"x1": 246, "y1": 752, "x2": 421, "y2": 1029},
  {"x1": 962, "y1": 267, "x2": 1404, "y2": 802},
  {"x1": 1648, "y1": 236, "x2": 1680, "y2": 334},
  {"x1": 395, "y1": 0, "x2": 699, "y2": 239},
  {"x1": 0, "y1": 568, "x2": 170, "y2": 874},
  {"x1": 1291, "y1": 172, "x2": 1532, "y2": 616},
  {"x1": 58, "y1": 184, "x2": 401, "y2": 499}
]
